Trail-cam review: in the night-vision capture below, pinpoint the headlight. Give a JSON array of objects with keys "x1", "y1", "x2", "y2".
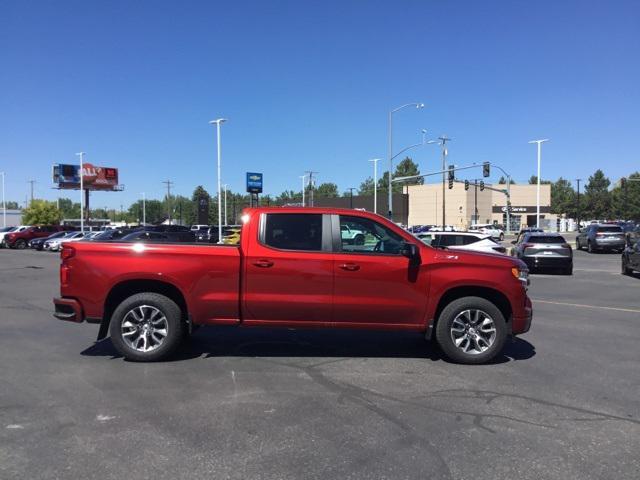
[{"x1": 511, "y1": 267, "x2": 530, "y2": 287}]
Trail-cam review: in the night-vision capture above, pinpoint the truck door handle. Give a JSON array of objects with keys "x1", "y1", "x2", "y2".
[
  {"x1": 253, "y1": 259, "x2": 274, "y2": 268},
  {"x1": 338, "y1": 263, "x2": 360, "y2": 271}
]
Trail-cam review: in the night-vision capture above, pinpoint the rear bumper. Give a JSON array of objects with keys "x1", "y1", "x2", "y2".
[
  {"x1": 522, "y1": 256, "x2": 572, "y2": 269},
  {"x1": 53, "y1": 297, "x2": 84, "y2": 323},
  {"x1": 593, "y1": 240, "x2": 625, "y2": 250}
]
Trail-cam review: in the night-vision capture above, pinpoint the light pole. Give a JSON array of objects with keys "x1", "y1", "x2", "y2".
[
  {"x1": 529, "y1": 139, "x2": 549, "y2": 229},
  {"x1": 209, "y1": 118, "x2": 227, "y2": 243},
  {"x1": 368, "y1": 158, "x2": 380, "y2": 213},
  {"x1": 0, "y1": 171, "x2": 5, "y2": 227},
  {"x1": 489, "y1": 163, "x2": 513, "y2": 234},
  {"x1": 222, "y1": 183, "x2": 228, "y2": 226},
  {"x1": 141, "y1": 192, "x2": 146, "y2": 225},
  {"x1": 438, "y1": 136, "x2": 451, "y2": 229},
  {"x1": 388, "y1": 102, "x2": 424, "y2": 220},
  {"x1": 76, "y1": 152, "x2": 85, "y2": 233},
  {"x1": 299, "y1": 174, "x2": 307, "y2": 207},
  {"x1": 575, "y1": 179, "x2": 581, "y2": 230}
]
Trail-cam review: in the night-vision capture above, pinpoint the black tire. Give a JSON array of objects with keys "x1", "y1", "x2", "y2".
[
  {"x1": 109, "y1": 292, "x2": 185, "y2": 362},
  {"x1": 499, "y1": 233, "x2": 504, "y2": 241},
  {"x1": 354, "y1": 234, "x2": 365, "y2": 246},
  {"x1": 435, "y1": 296, "x2": 507, "y2": 365},
  {"x1": 575, "y1": 239, "x2": 581, "y2": 250},
  {"x1": 14, "y1": 239, "x2": 27, "y2": 250},
  {"x1": 564, "y1": 264, "x2": 573, "y2": 275}
]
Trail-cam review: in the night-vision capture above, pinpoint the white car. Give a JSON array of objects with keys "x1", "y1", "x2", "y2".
[
  {"x1": 0, "y1": 225, "x2": 30, "y2": 247},
  {"x1": 45, "y1": 231, "x2": 85, "y2": 251},
  {"x1": 415, "y1": 231, "x2": 507, "y2": 255},
  {"x1": 470, "y1": 223, "x2": 505, "y2": 241}
]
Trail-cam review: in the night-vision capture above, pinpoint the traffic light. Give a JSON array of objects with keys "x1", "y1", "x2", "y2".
[
  {"x1": 464, "y1": 180, "x2": 469, "y2": 191},
  {"x1": 480, "y1": 181, "x2": 485, "y2": 191},
  {"x1": 482, "y1": 162, "x2": 490, "y2": 178},
  {"x1": 448, "y1": 165, "x2": 455, "y2": 189}
]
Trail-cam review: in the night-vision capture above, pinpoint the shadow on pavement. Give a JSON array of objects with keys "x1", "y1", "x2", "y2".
[{"x1": 80, "y1": 326, "x2": 536, "y2": 365}]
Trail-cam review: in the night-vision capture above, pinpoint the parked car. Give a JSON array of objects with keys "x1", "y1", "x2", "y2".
[
  {"x1": 512, "y1": 232, "x2": 573, "y2": 274},
  {"x1": 190, "y1": 224, "x2": 209, "y2": 232},
  {"x1": 53, "y1": 207, "x2": 532, "y2": 365},
  {"x1": 120, "y1": 230, "x2": 171, "y2": 243},
  {"x1": 45, "y1": 231, "x2": 86, "y2": 252},
  {"x1": 621, "y1": 236, "x2": 640, "y2": 276},
  {"x1": 30, "y1": 231, "x2": 70, "y2": 251},
  {"x1": 415, "y1": 231, "x2": 507, "y2": 255},
  {"x1": 470, "y1": 223, "x2": 505, "y2": 241},
  {"x1": 0, "y1": 226, "x2": 30, "y2": 247},
  {"x1": 340, "y1": 224, "x2": 366, "y2": 245},
  {"x1": 132, "y1": 225, "x2": 196, "y2": 242},
  {"x1": 87, "y1": 229, "x2": 132, "y2": 241},
  {"x1": 576, "y1": 224, "x2": 625, "y2": 253},
  {"x1": 4, "y1": 225, "x2": 64, "y2": 249}
]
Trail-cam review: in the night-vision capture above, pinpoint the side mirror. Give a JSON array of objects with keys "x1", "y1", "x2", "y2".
[{"x1": 401, "y1": 242, "x2": 421, "y2": 263}]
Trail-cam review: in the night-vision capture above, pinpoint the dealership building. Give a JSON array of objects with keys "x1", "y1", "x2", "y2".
[{"x1": 406, "y1": 182, "x2": 555, "y2": 231}]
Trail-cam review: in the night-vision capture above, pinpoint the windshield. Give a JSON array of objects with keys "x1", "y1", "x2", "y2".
[{"x1": 528, "y1": 235, "x2": 566, "y2": 244}]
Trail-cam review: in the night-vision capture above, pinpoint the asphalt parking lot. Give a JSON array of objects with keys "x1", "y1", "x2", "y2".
[{"x1": 1, "y1": 246, "x2": 639, "y2": 480}]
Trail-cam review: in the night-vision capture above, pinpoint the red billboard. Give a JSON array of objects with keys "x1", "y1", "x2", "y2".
[{"x1": 53, "y1": 163, "x2": 121, "y2": 191}]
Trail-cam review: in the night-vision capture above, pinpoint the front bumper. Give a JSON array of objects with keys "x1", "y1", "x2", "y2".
[
  {"x1": 513, "y1": 296, "x2": 533, "y2": 335},
  {"x1": 53, "y1": 297, "x2": 84, "y2": 323}
]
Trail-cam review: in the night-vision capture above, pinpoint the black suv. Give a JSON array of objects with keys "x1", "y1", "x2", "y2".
[{"x1": 576, "y1": 224, "x2": 625, "y2": 253}]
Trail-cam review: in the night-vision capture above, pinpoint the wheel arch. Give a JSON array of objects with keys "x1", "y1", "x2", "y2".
[
  {"x1": 427, "y1": 286, "x2": 513, "y2": 339},
  {"x1": 99, "y1": 279, "x2": 189, "y2": 340}
]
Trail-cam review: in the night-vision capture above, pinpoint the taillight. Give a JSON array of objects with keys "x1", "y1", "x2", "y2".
[{"x1": 61, "y1": 245, "x2": 75, "y2": 260}]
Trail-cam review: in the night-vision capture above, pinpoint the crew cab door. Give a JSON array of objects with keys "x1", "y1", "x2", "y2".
[
  {"x1": 331, "y1": 214, "x2": 428, "y2": 326},
  {"x1": 243, "y1": 213, "x2": 334, "y2": 323}
]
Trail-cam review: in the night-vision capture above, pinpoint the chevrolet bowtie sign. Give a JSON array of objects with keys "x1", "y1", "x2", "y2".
[{"x1": 246, "y1": 172, "x2": 263, "y2": 193}]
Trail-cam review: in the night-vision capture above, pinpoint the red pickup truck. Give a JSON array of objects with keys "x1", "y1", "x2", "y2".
[
  {"x1": 53, "y1": 208, "x2": 532, "y2": 364},
  {"x1": 5, "y1": 225, "x2": 65, "y2": 249}
]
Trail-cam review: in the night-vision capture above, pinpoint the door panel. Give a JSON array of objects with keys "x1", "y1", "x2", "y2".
[
  {"x1": 332, "y1": 215, "x2": 428, "y2": 325},
  {"x1": 243, "y1": 213, "x2": 333, "y2": 323}
]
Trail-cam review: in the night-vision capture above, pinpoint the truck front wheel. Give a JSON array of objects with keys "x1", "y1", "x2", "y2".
[
  {"x1": 435, "y1": 296, "x2": 507, "y2": 364},
  {"x1": 109, "y1": 293, "x2": 185, "y2": 362}
]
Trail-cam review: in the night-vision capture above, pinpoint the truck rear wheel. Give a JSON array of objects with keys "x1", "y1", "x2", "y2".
[
  {"x1": 435, "y1": 296, "x2": 507, "y2": 364},
  {"x1": 109, "y1": 292, "x2": 184, "y2": 362}
]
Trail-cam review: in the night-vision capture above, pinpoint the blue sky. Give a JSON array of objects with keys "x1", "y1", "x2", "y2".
[{"x1": 1, "y1": 0, "x2": 639, "y2": 208}]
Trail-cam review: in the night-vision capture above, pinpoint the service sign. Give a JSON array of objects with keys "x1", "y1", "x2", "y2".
[
  {"x1": 246, "y1": 172, "x2": 263, "y2": 193},
  {"x1": 53, "y1": 163, "x2": 119, "y2": 191}
]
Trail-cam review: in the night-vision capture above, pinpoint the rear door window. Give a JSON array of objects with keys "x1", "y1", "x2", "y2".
[{"x1": 263, "y1": 214, "x2": 323, "y2": 251}]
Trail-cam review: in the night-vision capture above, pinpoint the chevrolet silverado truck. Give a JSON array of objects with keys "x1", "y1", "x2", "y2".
[{"x1": 53, "y1": 207, "x2": 532, "y2": 364}]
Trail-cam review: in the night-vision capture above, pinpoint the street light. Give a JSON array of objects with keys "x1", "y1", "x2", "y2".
[
  {"x1": 528, "y1": 139, "x2": 549, "y2": 228},
  {"x1": 209, "y1": 118, "x2": 227, "y2": 243},
  {"x1": 76, "y1": 152, "x2": 85, "y2": 233},
  {"x1": 388, "y1": 102, "x2": 424, "y2": 219},
  {"x1": 0, "y1": 171, "x2": 5, "y2": 227},
  {"x1": 368, "y1": 158, "x2": 381, "y2": 214},
  {"x1": 299, "y1": 174, "x2": 307, "y2": 207},
  {"x1": 222, "y1": 183, "x2": 228, "y2": 226},
  {"x1": 140, "y1": 192, "x2": 146, "y2": 226}
]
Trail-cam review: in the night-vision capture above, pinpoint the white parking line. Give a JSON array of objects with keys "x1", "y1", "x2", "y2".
[{"x1": 533, "y1": 299, "x2": 640, "y2": 314}]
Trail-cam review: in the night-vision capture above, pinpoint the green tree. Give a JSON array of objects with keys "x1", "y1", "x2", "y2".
[
  {"x1": 497, "y1": 176, "x2": 516, "y2": 185},
  {"x1": 22, "y1": 200, "x2": 61, "y2": 225},
  {"x1": 315, "y1": 182, "x2": 339, "y2": 198},
  {"x1": 58, "y1": 198, "x2": 80, "y2": 219},
  {"x1": 528, "y1": 175, "x2": 551, "y2": 185},
  {"x1": 611, "y1": 172, "x2": 640, "y2": 220},
  {"x1": 4, "y1": 201, "x2": 20, "y2": 209},
  {"x1": 583, "y1": 169, "x2": 612, "y2": 219},
  {"x1": 550, "y1": 177, "x2": 576, "y2": 217},
  {"x1": 378, "y1": 157, "x2": 422, "y2": 194},
  {"x1": 358, "y1": 177, "x2": 375, "y2": 196}
]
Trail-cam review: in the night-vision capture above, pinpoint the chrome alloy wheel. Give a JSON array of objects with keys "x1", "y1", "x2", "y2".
[
  {"x1": 121, "y1": 305, "x2": 169, "y2": 353},
  {"x1": 450, "y1": 309, "x2": 497, "y2": 355}
]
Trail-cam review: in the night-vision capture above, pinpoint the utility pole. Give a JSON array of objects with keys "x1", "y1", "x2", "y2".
[
  {"x1": 162, "y1": 180, "x2": 174, "y2": 224},
  {"x1": 348, "y1": 188, "x2": 356, "y2": 208},
  {"x1": 438, "y1": 136, "x2": 451, "y2": 229},
  {"x1": 576, "y1": 179, "x2": 581, "y2": 230},
  {"x1": 305, "y1": 171, "x2": 318, "y2": 207},
  {"x1": 474, "y1": 180, "x2": 478, "y2": 224},
  {"x1": 27, "y1": 180, "x2": 36, "y2": 206}
]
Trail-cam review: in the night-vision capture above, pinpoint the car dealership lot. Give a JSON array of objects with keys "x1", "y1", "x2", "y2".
[{"x1": 1, "y1": 249, "x2": 639, "y2": 480}]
